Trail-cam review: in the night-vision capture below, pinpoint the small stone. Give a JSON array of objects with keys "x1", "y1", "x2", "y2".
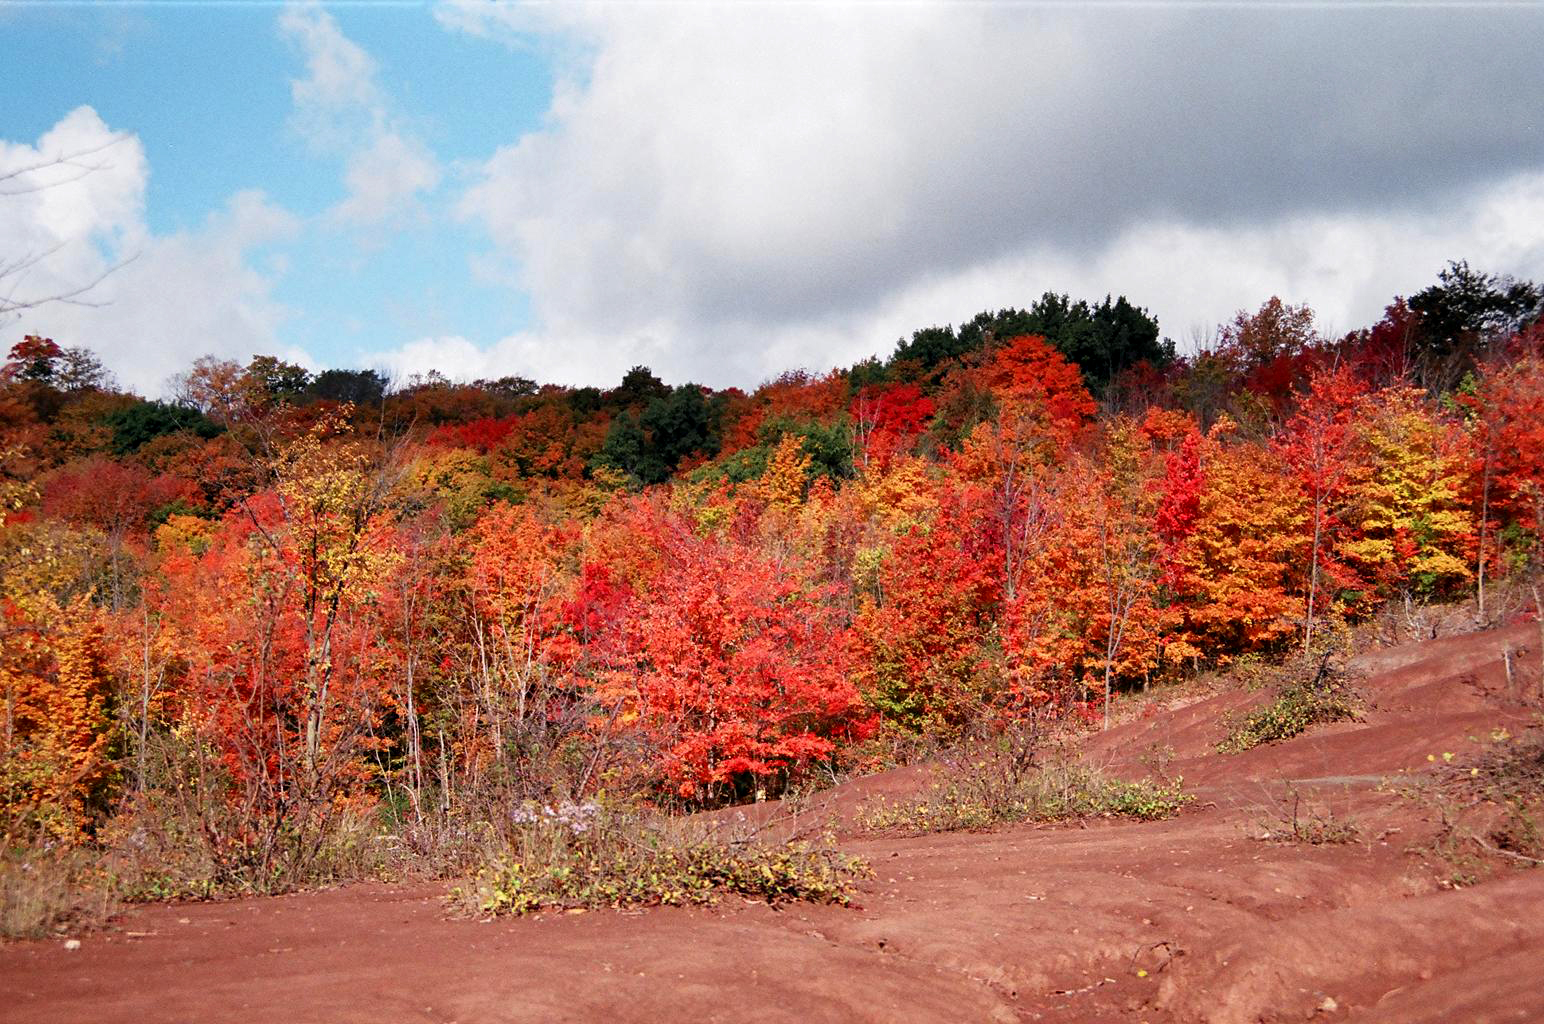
[
  {"x1": 1319, "y1": 996, "x2": 1339, "y2": 1013},
  {"x1": 63, "y1": 939, "x2": 81, "y2": 951}
]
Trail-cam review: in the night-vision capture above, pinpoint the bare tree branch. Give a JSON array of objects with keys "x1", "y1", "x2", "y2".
[
  {"x1": 1, "y1": 134, "x2": 140, "y2": 321},
  {"x1": 0, "y1": 134, "x2": 132, "y2": 196}
]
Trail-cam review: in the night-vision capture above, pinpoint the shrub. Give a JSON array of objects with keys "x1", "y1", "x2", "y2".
[
  {"x1": 0, "y1": 844, "x2": 115, "y2": 939},
  {"x1": 1436, "y1": 729, "x2": 1544, "y2": 865},
  {"x1": 1253, "y1": 786, "x2": 1360, "y2": 845},
  {"x1": 458, "y1": 801, "x2": 867, "y2": 916},
  {"x1": 1218, "y1": 661, "x2": 1360, "y2": 753},
  {"x1": 861, "y1": 750, "x2": 1191, "y2": 837}
]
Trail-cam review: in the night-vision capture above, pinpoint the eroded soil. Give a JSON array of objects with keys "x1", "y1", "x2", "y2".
[{"x1": 4, "y1": 623, "x2": 1541, "y2": 1023}]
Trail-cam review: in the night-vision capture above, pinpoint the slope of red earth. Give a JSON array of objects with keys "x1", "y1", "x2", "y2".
[{"x1": 4, "y1": 623, "x2": 1541, "y2": 1024}]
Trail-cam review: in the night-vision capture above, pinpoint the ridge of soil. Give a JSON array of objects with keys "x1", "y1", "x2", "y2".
[{"x1": 4, "y1": 623, "x2": 1541, "y2": 1023}]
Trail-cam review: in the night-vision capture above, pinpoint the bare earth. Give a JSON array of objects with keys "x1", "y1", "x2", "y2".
[{"x1": 4, "y1": 624, "x2": 1542, "y2": 1024}]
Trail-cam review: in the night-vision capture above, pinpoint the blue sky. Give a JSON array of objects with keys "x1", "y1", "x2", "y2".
[
  {"x1": 3, "y1": 2, "x2": 1542, "y2": 396},
  {"x1": 3, "y1": 1, "x2": 552, "y2": 386}
]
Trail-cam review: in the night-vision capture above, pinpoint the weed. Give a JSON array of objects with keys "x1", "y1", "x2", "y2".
[
  {"x1": 861, "y1": 753, "x2": 1191, "y2": 837},
  {"x1": 1253, "y1": 785, "x2": 1360, "y2": 845},
  {"x1": 458, "y1": 801, "x2": 868, "y2": 916},
  {"x1": 1218, "y1": 655, "x2": 1361, "y2": 753},
  {"x1": 0, "y1": 844, "x2": 116, "y2": 939},
  {"x1": 1438, "y1": 729, "x2": 1544, "y2": 865}
]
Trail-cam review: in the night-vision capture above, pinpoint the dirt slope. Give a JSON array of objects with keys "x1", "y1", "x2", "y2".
[{"x1": 4, "y1": 624, "x2": 1541, "y2": 1024}]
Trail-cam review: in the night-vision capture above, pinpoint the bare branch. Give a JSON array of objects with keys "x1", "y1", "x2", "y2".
[{"x1": 0, "y1": 134, "x2": 133, "y2": 196}]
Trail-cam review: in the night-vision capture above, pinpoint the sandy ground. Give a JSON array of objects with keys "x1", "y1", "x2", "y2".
[{"x1": 4, "y1": 622, "x2": 1541, "y2": 1023}]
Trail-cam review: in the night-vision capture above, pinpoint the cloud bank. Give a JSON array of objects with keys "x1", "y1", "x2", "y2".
[
  {"x1": 415, "y1": 2, "x2": 1544, "y2": 387},
  {"x1": 6, "y1": 4, "x2": 1544, "y2": 395}
]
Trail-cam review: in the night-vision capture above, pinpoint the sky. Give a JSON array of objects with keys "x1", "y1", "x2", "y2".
[{"x1": 2, "y1": 1, "x2": 1543, "y2": 398}]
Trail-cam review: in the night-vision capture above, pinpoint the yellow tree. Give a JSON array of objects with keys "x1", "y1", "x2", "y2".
[
  {"x1": 256, "y1": 411, "x2": 404, "y2": 785},
  {"x1": 0, "y1": 522, "x2": 114, "y2": 839},
  {"x1": 1338, "y1": 387, "x2": 1475, "y2": 601}
]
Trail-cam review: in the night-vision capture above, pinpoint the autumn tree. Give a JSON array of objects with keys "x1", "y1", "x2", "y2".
[
  {"x1": 1274, "y1": 364, "x2": 1369, "y2": 651},
  {"x1": 1162, "y1": 420, "x2": 1307, "y2": 662},
  {"x1": 1338, "y1": 387, "x2": 1475, "y2": 603},
  {"x1": 596, "y1": 524, "x2": 868, "y2": 802}
]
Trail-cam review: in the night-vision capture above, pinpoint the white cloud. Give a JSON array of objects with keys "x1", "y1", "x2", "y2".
[
  {"x1": 280, "y1": 1, "x2": 383, "y2": 147},
  {"x1": 1, "y1": 107, "x2": 299, "y2": 396},
  {"x1": 335, "y1": 131, "x2": 440, "y2": 227},
  {"x1": 424, "y1": 3, "x2": 1544, "y2": 388},
  {"x1": 281, "y1": 2, "x2": 439, "y2": 226}
]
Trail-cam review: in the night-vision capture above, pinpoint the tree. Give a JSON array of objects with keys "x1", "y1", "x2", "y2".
[
  {"x1": 850, "y1": 382, "x2": 934, "y2": 473},
  {"x1": 458, "y1": 503, "x2": 583, "y2": 793},
  {"x1": 1, "y1": 336, "x2": 64, "y2": 384},
  {"x1": 309, "y1": 368, "x2": 387, "y2": 406},
  {"x1": 1338, "y1": 387, "x2": 1475, "y2": 602},
  {"x1": 1217, "y1": 297, "x2": 1320, "y2": 375},
  {"x1": 245, "y1": 355, "x2": 311, "y2": 402},
  {"x1": 596, "y1": 526, "x2": 868, "y2": 801},
  {"x1": 611, "y1": 365, "x2": 670, "y2": 408},
  {"x1": 1274, "y1": 364, "x2": 1369, "y2": 652},
  {"x1": 853, "y1": 484, "x2": 1003, "y2": 734},
  {"x1": 1163, "y1": 421, "x2": 1307, "y2": 662},
  {"x1": 1465, "y1": 346, "x2": 1544, "y2": 647},
  {"x1": 956, "y1": 294, "x2": 1168, "y2": 392},
  {"x1": 104, "y1": 399, "x2": 222, "y2": 454},
  {"x1": 1408, "y1": 261, "x2": 1543, "y2": 388}
]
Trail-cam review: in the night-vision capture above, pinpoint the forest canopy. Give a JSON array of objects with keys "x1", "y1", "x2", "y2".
[{"x1": 2, "y1": 263, "x2": 1541, "y2": 891}]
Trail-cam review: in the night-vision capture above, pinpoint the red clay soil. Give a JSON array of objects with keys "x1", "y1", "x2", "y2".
[{"x1": 4, "y1": 624, "x2": 1542, "y2": 1023}]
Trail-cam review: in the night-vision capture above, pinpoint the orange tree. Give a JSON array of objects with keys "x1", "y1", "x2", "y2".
[{"x1": 593, "y1": 516, "x2": 869, "y2": 802}]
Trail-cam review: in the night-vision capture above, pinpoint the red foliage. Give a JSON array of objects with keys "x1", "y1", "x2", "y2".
[
  {"x1": 851, "y1": 382, "x2": 935, "y2": 471},
  {"x1": 597, "y1": 525, "x2": 870, "y2": 800}
]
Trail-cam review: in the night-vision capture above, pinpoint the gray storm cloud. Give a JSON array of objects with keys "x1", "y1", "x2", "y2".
[{"x1": 440, "y1": 3, "x2": 1544, "y2": 386}]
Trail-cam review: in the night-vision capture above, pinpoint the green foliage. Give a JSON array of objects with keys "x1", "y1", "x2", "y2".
[
  {"x1": 595, "y1": 384, "x2": 725, "y2": 485},
  {"x1": 104, "y1": 400, "x2": 222, "y2": 455},
  {"x1": 639, "y1": 384, "x2": 723, "y2": 475},
  {"x1": 308, "y1": 368, "x2": 387, "y2": 406},
  {"x1": 955, "y1": 294, "x2": 1170, "y2": 391},
  {"x1": 245, "y1": 355, "x2": 311, "y2": 399},
  {"x1": 891, "y1": 324, "x2": 969, "y2": 375},
  {"x1": 862, "y1": 756, "x2": 1191, "y2": 836},
  {"x1": 1410, "y1": 260, "x2": 1542, "y2": 356},
  {"x1": 1217, "y1": 669, "x2": 1360, "y2": 753},
  {"x1": 594, "y1": 410, "x2": 648, "y2": 483},
  {"x1": 461, "y1": 801, "x2": 866, "y2": 916},
  {"x1": 691, "y1": 415, "x2": 853, "y2": 488},
  {"x1": 758, "y1": 415, "x2": 851, "y2": 482}
]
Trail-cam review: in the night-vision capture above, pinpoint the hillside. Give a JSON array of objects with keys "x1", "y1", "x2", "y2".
[{"x1": 5, "y1": 623, "x2": 1540, "y2": 1024}]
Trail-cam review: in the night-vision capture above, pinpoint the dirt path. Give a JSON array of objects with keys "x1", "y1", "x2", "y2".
[{"x1": 4, "y1": 624, "x2": 1541, "y2": 1023}]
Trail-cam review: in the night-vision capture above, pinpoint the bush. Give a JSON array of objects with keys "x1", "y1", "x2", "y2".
[
  {"x1": 102, "y1": 787, "x2": 391, "y2": 901},
  {"x1": 861, "y1": 742, "x2": 1191, "y2": 837},
  {"x1": 1218, "y1": 659, "x2": 1360, "y2": 753},
  {"x1": 0, "y1": 844, "x2": 115, "y2": 939},
  {"x1": 459, "y1": 801, "x2": 867, "y2": 916},
  {"x1": 1439, "y1": 729, "x2": 1544, "y2": 865},
  {"x1": 1253, "y1": 786, "x2": 1360, "y2": 845}
]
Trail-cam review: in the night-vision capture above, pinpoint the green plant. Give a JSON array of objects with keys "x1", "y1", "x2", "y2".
[
  {"x1": 861, "y1": 756, "x2": 1191, "y2": 836},
  {"x1": 457, "y1": 801, "x2": 867, "y2": 916},
  {"x1": 1218, "y1": 657, "x2": 1360, "y2": 753}
]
